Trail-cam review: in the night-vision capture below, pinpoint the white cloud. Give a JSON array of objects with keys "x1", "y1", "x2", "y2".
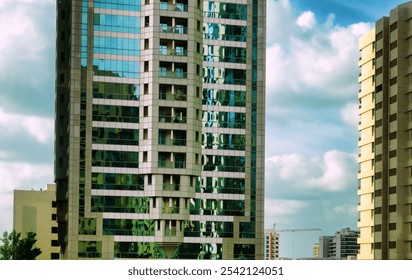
[
  {"x1": 306, "y1": 150, "x2": 357, "y2": 191},
  {"x1": 296, "y1": 11, "x2": 316, "y2": 30},
  {"x1": 266, "y1": 150, "x2": 357, "y2": 194},
  {"x1": 333, "y1": 204, "x2": 358, "y2": 217},
  {"x1": 266, "y1": 0, "x2": 372, "y2": 101},
  {"x1": 0, "y1": 107, "x2": 54, "y2": 144},
  {"x1": 264, "y1": 198, "x2": 307, "y2": 227},
  {"x1": 341, "y1": 102, "x2": 359, "y2": 126}
]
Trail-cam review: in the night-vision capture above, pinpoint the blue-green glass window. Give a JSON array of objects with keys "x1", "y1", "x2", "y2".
[
  {"x1": 92, "y1": 173, "x2": 144, "y2": 191},
  {"x1": 178, "y1": 243, "x2": 223, "y2": 259},
  {"x1": 78, "y1": 241, "x2": 102, "y2": 258},
  {"x1": 92, "y1": 127, "x2": 139, "y2": 145},
  {"x1": 203, "y1": 89, "x2": 246, "y2": 107},
  {"x1": 92, "y1": 196, "x2": 149, "y2": 213},
  {"x1": 92, "y1": 104, "x2": 139, "y2": 123},
  {"x1": 202, "y1": 133, "x2": 245, "y2": 151},
  {"x1": 103, "y1": 219, "x2": 155, "y2": 236},
  {"x1": 92, "y1": 150, "x2": 139, "y2": 168},
  {"x1": 93, "y1": 82, "x2": 140, "y2": 100},
  {"x1": 95, "y1": 0, "x2": 141, "y2": 11},
  {"x1": 184, "y1": 221, "x2": 234, "y2": 238},
  {"x1": 197, "y1": 177, "x2": 245, "y2": 194},
  {"x1": 204, "y1": 2, "x2": 247, "y2": 20},
  {"x1": 204, "y1": 23, "x2": 246, "y2": 42},
  {"x1": 190, "y1": 199, "x2": 245, "y2": 216},
  {"x1": 93, "y1": 59, "x2": 139, "y2": 78},
  {"x1": 203, "y1": 67, "x2": 246, "y2": 85},
  {"x1": 202, "y1": 111, "x2": 246, "y2": 129},
  {"x1": 114, "y1": 242, "x2": 166, "y2": 259},
  {"x1": 203, "y1": 45, "x2": 247, "y2": 64},
  {"x1": 94, "y1": 37, "x2": 140, "y2": 56},
  {"x1": 202, "y1": 155, "x2": 245, "y2": 172},
  {"x1": 94, "y1": 14, "x2": 140, "y2": 33},
  {"x1": 234, "y1": 244, "x2": 255, "y2": 260}
]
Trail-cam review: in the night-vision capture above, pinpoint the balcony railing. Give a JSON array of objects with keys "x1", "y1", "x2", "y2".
[
  {"x1": 159, "y1": 48, "x2": 187, "y2": 56},
  {"x1": 158, "y1": 115, "x2": 187, "y2": 123},
  {"x1": 163, "y1": 183, "x2": 180, "y2": 191},
  {"x1": 159, "y1": 70, "x2": 187, "y2": 79},
  {"x1": 158, "y1": 138, "x2": 187, "y2": 146},
  {"x1": 160, "y1": 25, "x2": 187, "y2": 34},
  {"x1": 162, "y1": 207, "x2": 179, "y2": 214},
  {"x1": 158, "y1": 161, "x2": 186, "y2": 169}
]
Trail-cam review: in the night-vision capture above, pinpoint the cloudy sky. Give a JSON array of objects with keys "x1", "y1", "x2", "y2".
[{"x1": 0, "y1": 0, "x2": 408, "y2": 258}]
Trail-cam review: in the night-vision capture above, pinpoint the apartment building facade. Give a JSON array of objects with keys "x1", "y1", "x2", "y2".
[{"x1": 358, "y1": 2, "x2": 412, "y2": 259}]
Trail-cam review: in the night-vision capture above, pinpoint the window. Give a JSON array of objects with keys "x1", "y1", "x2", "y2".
[
  {"x1": 51, "y1": 253, "x2": 60, "y2": 260},
  {"x1": 145, "y1": 16, "x2": 149, "y2": 27},
  {"x1": 52, "y1": 227, "x2": 58, "y2": 234}
]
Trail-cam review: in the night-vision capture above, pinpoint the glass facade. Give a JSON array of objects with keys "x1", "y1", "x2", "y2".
[{"x1": 55, "y1": 0, "x2": 265, "y2": 260}]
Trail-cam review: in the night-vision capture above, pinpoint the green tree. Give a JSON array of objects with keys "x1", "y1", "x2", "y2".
[{"x1": 0, "y1": 230, "x2": 41, "y2": 260}]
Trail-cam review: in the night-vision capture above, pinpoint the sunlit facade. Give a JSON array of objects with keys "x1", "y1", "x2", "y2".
[
  {"x1": 358, "y1": 2, "x2": 412, "y2": 260},
  {"x1": 55, "y1": 0, "x2": 265, "y2": 259}
]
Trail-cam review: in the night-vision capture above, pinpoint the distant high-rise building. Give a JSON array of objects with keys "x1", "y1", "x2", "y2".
[
  {"x1": 55, "y1": 0, "x2": 265, "y2": 259},
  {"x1": 318, "y1": 228, "x2": 359, "y2": 260},
  {"x1": 312, "y1": 242, "x2": 319, "y2": 259},
  {"x1": 358, "y1": 1, "x2": 412, "y2": 260},
  {"x1": 264, "y1": 229, "x2": 279, "y2": 260},
  {"x1": 13, "y1": 184, "x2": 60, "y2": 260}
]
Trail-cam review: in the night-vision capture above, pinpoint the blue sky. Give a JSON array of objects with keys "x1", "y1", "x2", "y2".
[{"x1": 0, "y1": 0, "x2": 408, "y2": 259}]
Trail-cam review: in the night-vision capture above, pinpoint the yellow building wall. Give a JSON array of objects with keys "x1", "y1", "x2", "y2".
[
  {"x1": 13, "y1": 184, "x2": 59, "y2": 260},
  {"x1": 357, "y1": 28, "x2": 376, "y2": 260}
]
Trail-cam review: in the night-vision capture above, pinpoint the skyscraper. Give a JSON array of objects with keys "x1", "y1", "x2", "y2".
[
  {"x1": 358, "y1": 1, "x2": 412, "y2": 260},
  {"x1": 55, "y1": 0, "x2": 265, "y2": 259}
]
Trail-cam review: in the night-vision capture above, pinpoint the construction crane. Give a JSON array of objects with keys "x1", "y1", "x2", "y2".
[
  {"x1": 273, "y1": 223, "x2": 321, "y2": 259},
  {"x1": 273, "y1": 223, "x2": 321, "y2": 233}
]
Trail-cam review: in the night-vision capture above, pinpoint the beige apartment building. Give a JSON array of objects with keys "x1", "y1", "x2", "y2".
[
  {"x1": 55, "y1": 0, "x2": 265, "y2": 259},
  {"x1": 358, "y1": 2, "x2": 412, "y2": 259},
  {"x1": 13, "y1": 184, "x2": 60, "y2": 260},
  {"x1": 264, "y1": 229, "x2": 279, "y2": 260}
]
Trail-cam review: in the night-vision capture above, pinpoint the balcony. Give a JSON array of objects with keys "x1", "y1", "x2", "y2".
[
  {"x1": 160, "y1": 1, "x2": 188, "y2": 12},
  {"x1": 163, "y1": 183, "x2": 180, "y2": 191},
  {"x1": 158, "y1": 160, "x2": 186, "y2": 169},
  {"x1": 159, "y1": 69, "x2": 188, "y2": 79},
  {"x1": 159, "y1": 47, "x2": 187, "y2": 56},
  {"x1": 160, "y1": 24, "x2": 187, "y2": 34}
]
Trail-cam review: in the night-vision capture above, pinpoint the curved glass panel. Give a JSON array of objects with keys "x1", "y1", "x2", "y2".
[
  {"x1": 92, "y1": 150, "x2": 139, "y2": 168},
  {"x1": 103, "y1": 219, "x2": 155, "y2": 236},
  {"x1": 95, "y1": 0, "x2": 141, "y2": 11},
  {"x1": 92, "y1": 127, "x2": 139, "y2": 145},
  {"x1": 94, "y1": 37, "x2": 139, "y2": 56},
  {"x1": 202, "y1": 155, "x2": 245, "y2": 172},
  {"x1": 91, "y1": 173, "x2": 144, "y2": 191},
  {"x1": 91, "y1": 196, "x2": 149, "y2": 213},
  {"x1": 92, "y1": 104, "x2": 139, "y2": 123}
]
